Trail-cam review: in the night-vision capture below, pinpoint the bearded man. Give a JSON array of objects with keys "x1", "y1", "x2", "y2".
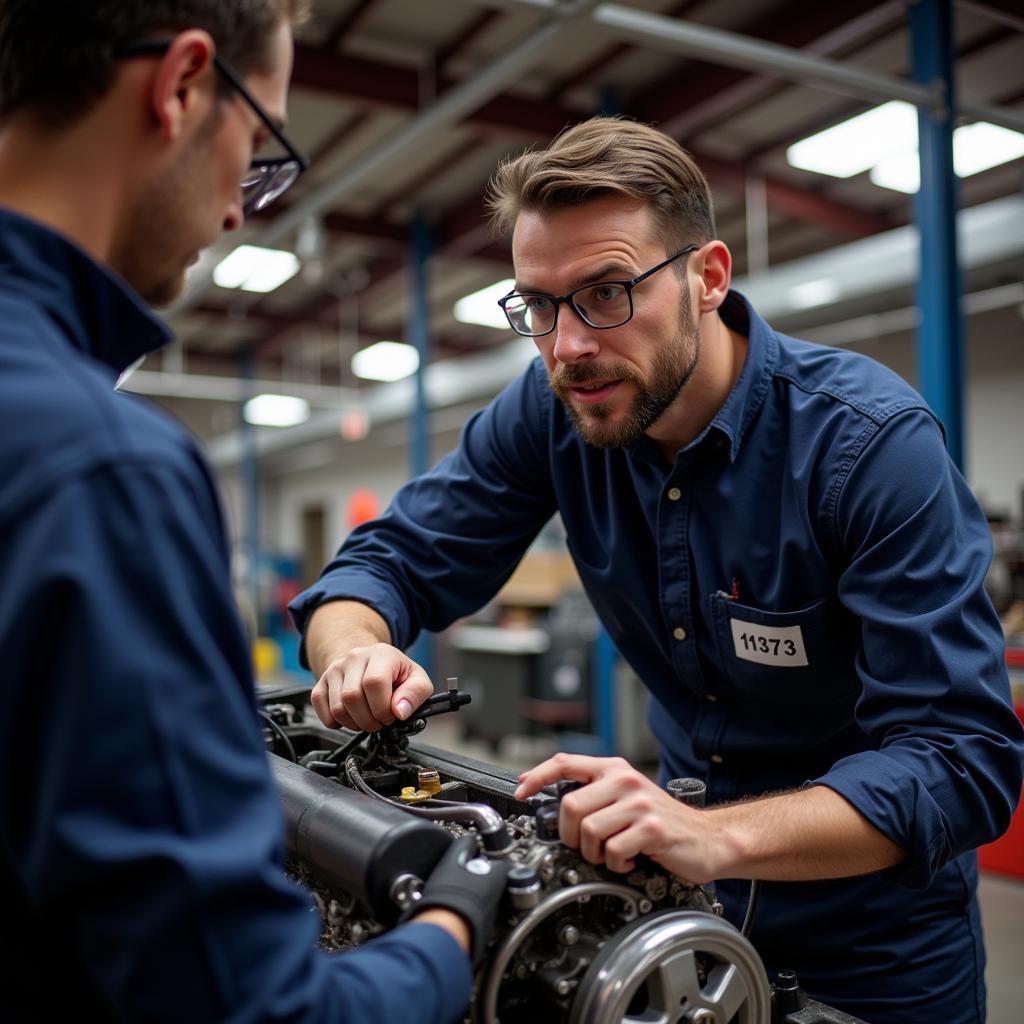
[{"x1": 290, "y1": 117, "x2": 1023, "y2": 1024}]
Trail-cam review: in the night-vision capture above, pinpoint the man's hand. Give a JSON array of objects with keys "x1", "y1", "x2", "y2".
[
  {"x1": 516, "y1": 753, "x2": 730, "y2": 882},
  {"x1": 305, "y1": 601, "x2": 434, "y2": 731},
  {"x1": 405, "y1": 835, "x2": 510, "y2": 964},
  {"x1": 517, "y1": 753, "x2": 906, "y2": 884},
  {"x1": 310, "y1": 641, "x2": 433, "y2": 732}
]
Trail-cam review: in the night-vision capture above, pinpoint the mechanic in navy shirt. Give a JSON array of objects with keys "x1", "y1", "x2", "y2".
[
  {"x1": 291, "y1": 118, "x2": 1024, "y2": 1023},
  {"x1": 0, "y1": 2, "x2": 506, "y2": 1021}
]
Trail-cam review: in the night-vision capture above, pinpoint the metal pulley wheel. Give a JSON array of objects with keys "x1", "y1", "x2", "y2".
[{"x1": 568, "y1": 911, "x2": 771, "y2": 1024}]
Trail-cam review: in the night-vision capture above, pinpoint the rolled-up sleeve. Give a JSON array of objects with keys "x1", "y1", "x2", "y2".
[
  {"x1": 290, "y1": 362, "x2": 557, "y2": 655},
  {"x1": 814, "y1": 408, "x2": 1024, "y2": 889}
]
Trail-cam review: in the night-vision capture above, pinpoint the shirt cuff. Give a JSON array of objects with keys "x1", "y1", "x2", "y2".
[{"x1": 812, "y1": 750, "x2": 952, "y2": 890}]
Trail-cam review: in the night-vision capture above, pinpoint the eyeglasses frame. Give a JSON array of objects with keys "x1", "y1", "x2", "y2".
[
  {"x1": 115, "y1": 38, "x2": 309, "y2": 212},
  {"x1": 498, "y1": 244, "x2": 700, "y2": 338}
]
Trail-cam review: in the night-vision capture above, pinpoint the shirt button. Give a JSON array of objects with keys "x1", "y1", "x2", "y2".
[
  {"x1": 710, "y1": 754, "x2": 724, "y2": 765},
  {"x1": 672, "y1": 626, "x2": 687, "y2": 641},
  {"x1": 667, "y1": 487, "x2": 682, "y2": 501},
  {"x1": 705, "y1": 693, "x2": 718, "y2": 702}
]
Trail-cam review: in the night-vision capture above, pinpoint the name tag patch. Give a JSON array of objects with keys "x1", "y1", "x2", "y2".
[{"x1": 730, "y1": 618, "x2": 808, "y2": 667}]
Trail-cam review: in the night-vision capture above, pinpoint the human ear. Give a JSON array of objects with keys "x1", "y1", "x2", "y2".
[
  {"x1": 149, "y1": 30, "x2": 217, "y2": 142},
  {"x1": 693, "y1": 240, "x2": 732, "y2": 315}
]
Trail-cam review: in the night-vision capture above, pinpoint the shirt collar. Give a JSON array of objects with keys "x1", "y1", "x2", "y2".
[
  {"x1": 0, "y1": 206, "x2": 172, "y2": 373},
  {"x1": 707, "y1": 289, "x2": 778, "y2": 462},
  {"x1": 626, "y1": 289, "x2": 777, "y2": 467}
]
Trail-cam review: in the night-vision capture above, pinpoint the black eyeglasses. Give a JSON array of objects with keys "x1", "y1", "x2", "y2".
[
  {"x1": 116, "y1": 39, "x2": 309, "y2": 216},
  {"x1": 498, "y1": 244, "x2": 699, "y2": 338}
]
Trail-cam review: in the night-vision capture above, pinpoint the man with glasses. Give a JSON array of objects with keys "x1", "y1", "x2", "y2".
[
  {"x1": 293, "y1": 117, "x2": 1023, "y2": 1023},
  {"x1": 0, "y1": 2, "x2": 507, "y2": 1021}
]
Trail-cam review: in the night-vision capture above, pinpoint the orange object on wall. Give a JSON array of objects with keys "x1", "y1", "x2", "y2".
[{"x1": 346, "y1": 489, "x2": 380, "y2": 529}]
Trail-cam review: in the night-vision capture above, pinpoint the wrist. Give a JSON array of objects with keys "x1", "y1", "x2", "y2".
[
  {"x1": 703, "y1": 804, "x2": 756, "y2": 878},
  {"x1": 407, "y1": 907, "x2": 472, "y2": 954},
  {"x1": 306, "y1": 601, "x2": 390, "y2": 677}
]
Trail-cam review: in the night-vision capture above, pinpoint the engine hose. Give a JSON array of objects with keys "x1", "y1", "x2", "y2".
[
  {"x1": 741, "y1": 879, "x2": 760, "y2": 937},
  {"x1": 344, "y1": 755, "x2": 512, "y2": 852}
]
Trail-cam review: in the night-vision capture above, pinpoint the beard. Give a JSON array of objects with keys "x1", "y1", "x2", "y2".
[{"x1": 549, "y1": 291, "x2": 700, "y2": 449}]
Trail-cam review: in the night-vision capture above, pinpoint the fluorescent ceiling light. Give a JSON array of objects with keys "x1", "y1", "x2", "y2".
[
  {"x1": 213, "y1": 245, "x2": 300, "y2": 293},
  {"x1": 352, "y1": 341, "x2": 420, "y2": 382},
  {"x1": 789, "y1": 102, "x2": 1024, "y2": 193},
  {"x1": 243, "y1": 393, "x2": 310, "y2": 427},
  {"x1": 454, "y1": 278, "x2": 515, "y2": 330},
  {"x1": 868, "y1": 153, "x2": 920, "y2": 194},
  {"x1": 869, "y1": 121, "x2": 1024, "y2": 194},
  {"x1": 952, "y1": 121, "x2": 1024, "y2": 176},
  {"x1": 787, "y1": 278, "x2": 840, "y2": 310},
  {"x1": 786, "y1": 101, "x2": 918, "y2": 178}
]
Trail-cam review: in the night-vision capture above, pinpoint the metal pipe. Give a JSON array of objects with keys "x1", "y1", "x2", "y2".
[
  {"x1": 344, "y1": 757, "x2": 512, "y2": 850},
  {"x1": 120, "y1": 369, "x2": 357, "y2": 405},
  {"x1": 590, "y1": 3, "x2": 934, "y2": 107},
  {"x1": 468, "y1": 0, "x2": 1024, "y2": 132}
]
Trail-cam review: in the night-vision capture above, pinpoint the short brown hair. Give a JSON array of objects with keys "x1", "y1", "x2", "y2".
[
  {"x1": 0, "y1": 0, "x2": 311, "y2": 127},
  {"x1": 487, "y1": 116, "x2": 716, "y2": 253}
]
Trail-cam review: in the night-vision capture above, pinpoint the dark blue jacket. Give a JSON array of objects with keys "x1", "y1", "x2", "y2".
[
  {"x1": 292, "y1": 290, "x2": 1024, "y2": 1023},
  {"x1": 0, "y1": 207, "x2": 471, "y2": 1023}
]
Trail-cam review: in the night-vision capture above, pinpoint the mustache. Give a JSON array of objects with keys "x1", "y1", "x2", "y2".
[{"x1": 550, "y1": 362, "x2": 641, "y2": 389}]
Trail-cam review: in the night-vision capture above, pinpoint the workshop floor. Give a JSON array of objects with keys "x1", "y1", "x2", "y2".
[
  {"x1": 978, "y1": 872, "x2": 1024, "y2": 1024},
  {"x1": 424, "y1": 721, "x2": 1024, "y2": 1023}
]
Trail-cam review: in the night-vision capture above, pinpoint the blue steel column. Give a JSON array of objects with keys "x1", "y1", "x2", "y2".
[
  {"x1": 407, "y1": 213, "x2": 434, "y2": 678},
  {"x1": 910, "y1": 0, "x2": 965, "y2": 469}
]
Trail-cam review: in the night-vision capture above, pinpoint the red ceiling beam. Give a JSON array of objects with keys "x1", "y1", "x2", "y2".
[
  {"x1": 290, "y1": 40, "x2": 887, "y2": 242},
  {"x1": 321, "y1": 0, "x2": 379, "y2": 51}
]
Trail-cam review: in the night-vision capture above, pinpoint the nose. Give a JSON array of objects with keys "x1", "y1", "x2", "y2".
[
  {"x1": 223, "y1": 200, "x2": 244, "y2": 233},
  {"x1": 550, "y1": 305, "x2": 600, "y2": 365}
]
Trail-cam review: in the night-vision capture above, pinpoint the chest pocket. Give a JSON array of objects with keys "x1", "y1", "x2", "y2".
[{"x1": 709, "y1": 593, "x2": 860, "y2": 707}]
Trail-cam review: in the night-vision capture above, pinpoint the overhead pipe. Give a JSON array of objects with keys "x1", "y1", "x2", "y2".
[{"x1": 468, "y1": 0, "x2": 1024, "y2": 132}]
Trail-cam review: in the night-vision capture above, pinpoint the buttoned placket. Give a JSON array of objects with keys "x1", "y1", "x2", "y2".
[{"x1": 658, "y1": 445, "x2": 730, "y2": 777}]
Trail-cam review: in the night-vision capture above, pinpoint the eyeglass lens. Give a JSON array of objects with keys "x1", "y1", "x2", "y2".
[
  {"x1": 504, "y1": 283, "x2": 631, "y2": 337},
  {"x1": 241, "y1": 161, "x2": 300, "y2": 215}
]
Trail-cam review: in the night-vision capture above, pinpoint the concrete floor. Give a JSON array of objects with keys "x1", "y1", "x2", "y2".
[{"x1": 978, "y1": 871, "x2": 1024, "y2": 1024}]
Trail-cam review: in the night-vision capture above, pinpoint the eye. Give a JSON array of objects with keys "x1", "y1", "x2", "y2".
[
  {"x1": 593, "y1": 283, "x2": 623, "y2": 302},
  {"x1": 526, "y1": 295, "x2": 553, "y2": 312}
]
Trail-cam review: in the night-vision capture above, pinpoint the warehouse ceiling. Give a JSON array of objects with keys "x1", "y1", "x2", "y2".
[{"x1": 131, "y1": 0, "x2": 1024, "y2": 448}]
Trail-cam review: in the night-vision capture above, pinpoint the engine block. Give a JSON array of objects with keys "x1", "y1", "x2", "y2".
[{"x1": 258, "y1": 686, "x2": 862, "y2": 1024}]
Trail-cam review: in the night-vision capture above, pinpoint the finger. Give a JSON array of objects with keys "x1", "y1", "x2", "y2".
[
  {"x1": 558, "y1": 778, "x2": 622, "y2": 851},
  {"x1": 310, "y1": 676, "x2": 333, "y2": 728},
  {"x1": 313, "y1": 669, "x2": 357, "y2": 729},
  {"x1": 323, "y1": 650, "x2": 369, "y2": 728},
  {"x1": 391, "y1": 659, "x2": 434, "y2": 721},
  {"x1": 340, "y1": 677, "x2": 386, "y2": 732},
  {"x1": 577, "y1": 801, "x2": 646, "y2": 867},
  {"x1": 359, "y1": 648, "x2": 406, "y2": 724},
  {"x1": 514, "y1": 753, "x2": 606, "y2": 799}
]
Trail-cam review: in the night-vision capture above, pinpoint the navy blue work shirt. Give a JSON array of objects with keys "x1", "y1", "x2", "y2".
[
  {"x1": 292, "y1": 290, "x2": 1024, "y2": 1023},
  {"x1": 0, "y1": 208, "x2": 471, "y2": 1023}
]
